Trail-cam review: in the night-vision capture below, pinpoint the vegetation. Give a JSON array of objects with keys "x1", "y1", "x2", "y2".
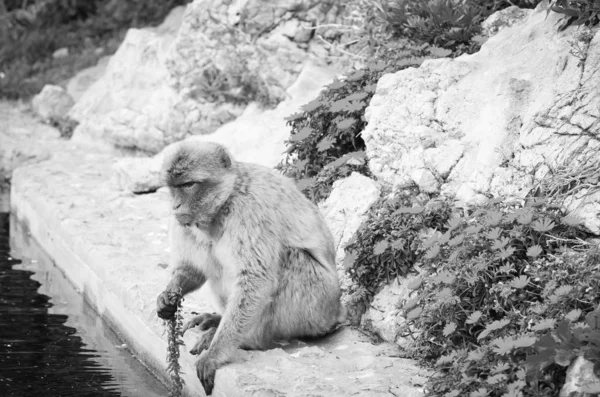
[{"x1": 0, "y1": 0, "x2": 189, "y2": 99}]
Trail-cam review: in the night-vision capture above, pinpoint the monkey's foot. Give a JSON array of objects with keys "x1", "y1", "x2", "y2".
[
  {"x1": 182, "y1": 312, "x2": 221, "y2": 335},
  {"x1": 190, "y1": 327, "x2": 217, "y2": 355},
  {"x1": 196, "y1": 351, "x2": 218, "y2": 396}
]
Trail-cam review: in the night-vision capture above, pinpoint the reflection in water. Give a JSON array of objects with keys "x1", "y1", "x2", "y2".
[{"x1": 0, "y1": 213, "x2": 168, "y2": 397}]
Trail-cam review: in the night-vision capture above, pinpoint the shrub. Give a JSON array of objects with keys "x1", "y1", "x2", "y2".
[
  {"x1": 278, "y1": 44, "x2": 450, "y2": 203},
  {"x1": 344, "y1": 191, "x2": 454, "y2": 304},
  {"x1": 396, "y1": 197, "x2": 599, "y2": 396},
  {"x1": 550, "y1": 0, "x2": 600, "y2": 29}
]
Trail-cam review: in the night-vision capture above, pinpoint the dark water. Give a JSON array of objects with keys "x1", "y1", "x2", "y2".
[{"x1": 0, "y1": 213, "x2": 168, "y2": 397}]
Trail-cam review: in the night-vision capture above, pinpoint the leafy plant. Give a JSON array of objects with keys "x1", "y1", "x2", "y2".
[
  {"x1": 344, "y1": 192, "x2": 454, "y2": 305},
  {"x1": 165, "y1": 291, "x2": 185, "y2": 397},
  {"x1": 394, "y1": 197, "x2": 599, "y2": 396},
  {"x1": 550, "y1": 0, "x2": 600, "y2": 29}
]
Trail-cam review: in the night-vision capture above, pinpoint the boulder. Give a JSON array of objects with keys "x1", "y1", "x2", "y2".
[
  {"x1": 363, "y1": 2, "x2": 600, "y2": 233},
  {"x1": 560, "y1": 356, "x2": 600, "y2": 396},
  {"x1": 360, "y1": 272, "x2": 423, "y2": 347},
  {"x1": 481, "y1": 5, "x2": 533, "y2": 37},
  {"x1": 66, "y1": 56, "x2": 111, "y2": 102},
  {"x1": 31, "y1": 85, "x2": 75, "y2": 121},
  {"x1": 112, "y1": 61, "x2": 338, "y2": 193},
  {"x1": 70, "y1": 0, "x2": 347, "y2": 154},
  {"x1": 319, "y1": 173, "x2": 380, "y2": 295}
]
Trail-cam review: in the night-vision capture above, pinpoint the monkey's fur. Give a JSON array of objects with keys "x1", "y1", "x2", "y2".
[{"x1": 156, "y1": 141, "x2": 345, "y2": 395}]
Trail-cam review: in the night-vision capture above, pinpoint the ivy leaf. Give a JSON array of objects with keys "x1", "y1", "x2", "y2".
[
  {"x1": 478, "y1": 319, "x2": 511, "y2": 340},
  {"x1": 492, "y1": 237, "x2": 510, "y2": 250},
  {"x1": 470, "y1": 388, "x2": 488, "y2": 397},
  {"x1": 342, "y1": 250, "x2": 357, "y2": 270},
  {"x1": 532, "y1": 318, "x2": 556, "y2": 331},
  {"x1": 531, "y1": 218, "x2": 556, "y2": 232},
  {"x1": 296, "y1": 177, "x2": 315, "y2": 191},
  {"x1": 448, "y1": 234, "x2": 465, "y2": 246},
  {"x1": 407, "y1": 277, "x2": 423, "y2": 290},
  {"x1": 290, "y1": 126, "x2": 313, "y2": 141},
  {"x1": 425, "y1": 245, "x2": 440, "y2": 259},
  {"x1": 317, "y1": 136, "x2": 335, "y2": 152},
  {"x1": 485, "y1": 211, "x2": 503, "y2": 226},
  {"x1": 466, "y1": 310, "x2": 483, "y2": 325},
  {"x1": 526, "y1": 245, "x2": 543, "y2": 258},
  {"x1": 364, "y1": 83, "x2": 377, "y2": 93},
  {"x1": 346, "y1": 69, "x2": 365, "y2": 81},
  {"x1": 554, "y1": 349, "x2": 575, "y2": 367},
  {"x1": 406, "y1": 307, "x2": 422, "y2": 320},
  {"x1": 561, "y1": 214, "x2": 582, "y2": 227},
  {"x1": 510, "y1": 275, "x2": 530, "y2": 289},
  {"x1": 499, "y1": 246, "x2": 516, "y2": 260},
  {"x1": 373, "y1": 240, "x2": 389, "y2": 255},
  {"x1": 284, "y1": 112, "x2": 304, "y2": 121},
  {"x1": 486, "y1": 227, "x2": 502, "y2": 240},
  {"x1": 443, "y1": 322, "x2": 457, "y2": 337},
  {"x1": 586, "y1": 310, "x2": 600, "y2": 330},
  {"x1": 403, "y1": 296, "x2": 419, "y2": 310},
  {"x1": 326, "y1": 79, "x2": 345, "y2": 90},
  {"x1": 336, "y1": 118, "x2": 355, "y2": 130},
  {"x1": 346, "y1": 101, "x2": 365, "y2": 112},
  {"x1": 565, "y1": 309, "x2": 582, "y2": 322},
  {"x1": 301, "y1": 99, "x2": 321, "y2": 113},
  {"x1": 346, "y1": 92, "x2": 368, "y2": 102}
]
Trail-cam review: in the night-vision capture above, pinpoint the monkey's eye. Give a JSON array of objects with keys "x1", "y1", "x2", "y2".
[{"x1": 178, "y1": 181, "x2": 196, "y2": 189}]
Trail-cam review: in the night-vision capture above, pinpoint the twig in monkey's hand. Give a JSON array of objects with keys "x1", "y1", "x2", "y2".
[{"x1": 166, "y1": 291, "x2": 185, "y2": 397}]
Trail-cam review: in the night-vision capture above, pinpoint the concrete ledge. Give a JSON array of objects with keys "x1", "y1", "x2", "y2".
[{"x1": 10, "y1": 148, "x2": 428, "y2": 397}]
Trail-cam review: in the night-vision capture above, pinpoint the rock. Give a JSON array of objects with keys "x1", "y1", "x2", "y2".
[
  {"x1": 31, "y1": 85, "x2": 75, "y2": 121},
  {"x1": 69, "y1": 25, "x2": 181, "y2": 153},
  {"x1": 319, "y1": 173, "x2": 380, "y2": 297},
  {"x1": 70, "y1": 1, "x2": 346, "y2": 154},
  {"x1": 361, "y1": 272, "x2": 423, "y2": 347},
  {"x1": 481, "y1": 5, "x2": 533, "y2": 37},
  {"x1": 560, "y1": 356, "x2": 600, "y2": 396},
  {"x1": 363, "y1": 2, "x2": 600, "y2": 233},
  {"x1": 66, "y1": 56, "x2": 111, "y2": 102},
  {"x1": 112, "y1": 157, "x2": 163, "y2": 193},
  {"x1": 111, "y1": 61, "x2": 338, "y2": 194},
  {"x1": 52, "y1": 47, "x2": 69, "y2": 59}
]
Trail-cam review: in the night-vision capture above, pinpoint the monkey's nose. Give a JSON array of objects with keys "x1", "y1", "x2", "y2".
[{"x1": 175, "y1": 213, "x2": 193, "y2": 226}]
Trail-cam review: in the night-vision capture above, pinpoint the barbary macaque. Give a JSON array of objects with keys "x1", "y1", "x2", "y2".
[{"x1": 156, "y1": 140, "x2": 345, "y2": 395}]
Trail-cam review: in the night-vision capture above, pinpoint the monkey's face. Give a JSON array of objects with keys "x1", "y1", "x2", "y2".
[{"x1": 163, "y1": 142, "x2": 235, "y2": 231}]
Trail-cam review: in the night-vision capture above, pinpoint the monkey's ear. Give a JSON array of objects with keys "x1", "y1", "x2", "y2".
[{"x1": 217, "y1": 146, "x2": 233, "y2": 169}]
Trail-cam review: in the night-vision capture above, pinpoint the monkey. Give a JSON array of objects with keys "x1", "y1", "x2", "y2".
[{"x1": 156, "y1": 140, "x2": 345, "y2": 395}]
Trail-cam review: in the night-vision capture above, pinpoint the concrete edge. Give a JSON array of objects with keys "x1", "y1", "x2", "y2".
[{"x1": 10, "y1": 178, "x2": 201, "y2": 397}]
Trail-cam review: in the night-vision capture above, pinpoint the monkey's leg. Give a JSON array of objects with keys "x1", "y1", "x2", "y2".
[
  {"x1": 189, "y1": 327, "x2": 217, "y2": 355},
  {"x1": 182, "y1": 312, "x2": 221, "y2": 335},
  {"x1": 157, "y1": 261, "x2": 206, "y2": 320}
]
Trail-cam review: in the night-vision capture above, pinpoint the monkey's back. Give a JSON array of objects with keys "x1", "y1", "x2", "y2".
[{"x1": 229, "y1": 161, "x2": 337, "y2": 270}]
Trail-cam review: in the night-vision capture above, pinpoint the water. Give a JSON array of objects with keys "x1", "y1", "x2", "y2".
[{"x1": 0, "y1": 212, "x2": 169, "y2": 397}]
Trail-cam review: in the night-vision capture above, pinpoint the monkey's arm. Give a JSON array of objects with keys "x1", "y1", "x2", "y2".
[{"x1": 157, "y1": 261, "x2": 207, "y2": 320}]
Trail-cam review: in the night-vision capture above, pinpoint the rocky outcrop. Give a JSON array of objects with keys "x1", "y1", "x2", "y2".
[
  {"x1": 31, "y1": 85, "x2": 75, "y2": 121},
  {"x1": 561, "y1": 356, "x2": 600, "y2": 397},
  {"x1": 363, "y1": 3, "x2": 600, "y2": 233},
  {"x1": 319, "y1": 173, "x2": 380, "y2": 295},
  {"x1": 111, "y1": 61, "x2": 338, "y2": 193},
  {"x1": 69, "y1": 1, "x2": 348, "y2": 154}
]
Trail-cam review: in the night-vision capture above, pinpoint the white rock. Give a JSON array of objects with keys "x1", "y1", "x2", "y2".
[
  {"x1": 319, "y1": 172, "x2": 380, "y2": 295},
  {"x1": 481, "y1": 5, "x2": 533, "y2": 37},
  {"x1": 52, "y1": 47, "x2": 69, "y2": 59},
  {"x1": 67, "y1": 56, "x2": 111, "y2": 102},
  {"x1": 560, "y1": 356, "x2": 600, "y2": 396},
  {"x1": 112, "y1": 157, "x2": 163, "y2": 193},
  {"x1": 363, "y1": 2, "x2": 600, "y2": 233},
  {"x1": 31, "y1": 85, "x2": 75, "y2": 121}
]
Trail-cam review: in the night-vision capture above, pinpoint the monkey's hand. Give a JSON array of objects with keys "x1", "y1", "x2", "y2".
[
  {"x1": 156, "y1": 290, "x2": 179, "y2": 320},
  {"x1": 196, "y1": 350, "x2": 218, "y2": 396}
]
